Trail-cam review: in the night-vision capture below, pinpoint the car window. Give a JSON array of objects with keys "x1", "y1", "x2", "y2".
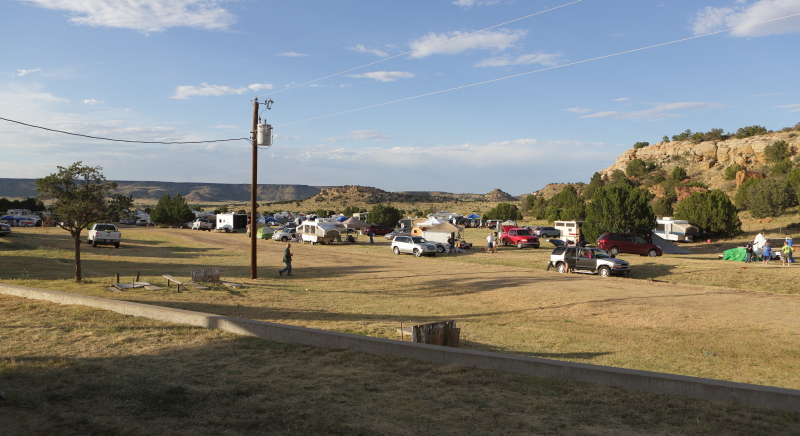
[
  {"x1": 551, "y1": 247, "x2": 565, "y2": 255},
  {"x1": 633, "y1": 237, "x2": 647, "y2": 244},
  {"x1": 516, "y1": 229, "x2": 532, "y2": 236},
  {"x1": 566, "y1": 248, "x2": 576, "y2": 256},
  {"x1": 592, "y1": 249, "x2": 611, "y2": 258},
  {"x1": 411, "y1": 237, "x2": 427, "y2": 243}
]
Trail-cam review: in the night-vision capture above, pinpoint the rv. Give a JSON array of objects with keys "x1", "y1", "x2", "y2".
[
  {"x1": 554, "y1": 220, "x2": 585, "y2": 243},
  {"x1": 297, "y1": 219, "x2": 345, "y2": 245},
  {"x1": 654, "y1": 217, "x2": 699, "y2": 242}
]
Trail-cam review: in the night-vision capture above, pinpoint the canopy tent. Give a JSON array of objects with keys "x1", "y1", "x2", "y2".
[
  {"x1": 465, "y1": 213, "x2": 481, "y2": 219},
  {"x1": 501, "y1": 220, "x2": 517, "y2": 226},
  {"x1": 1, "y1": 216, "x2": 14, "y2": 220},
  {"x1": 342, "y1": 217, "x2": 370, "y2": 229},
  {"x1": 335, "y1": 216, "x2": 348, "y2": 222},
  {"x1": 426, "y1": 222, "x2": 464, "y2": 233},
  {"x1": 417, "y1": 217, "x2": 443, "y2": 227},
  {"x1": 753, "y1": 233, "x2": 767, "y2": 256}
]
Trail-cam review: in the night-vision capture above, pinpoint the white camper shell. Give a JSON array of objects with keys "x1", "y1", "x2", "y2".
[
  {"x1": 554, "y1": 220, "x2": 584, "y2": 243},
  {"x1": 654, "y1": 217, "x2": 699, "y2": 243}
]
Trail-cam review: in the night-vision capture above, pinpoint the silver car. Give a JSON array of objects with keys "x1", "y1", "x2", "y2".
[
  {"x1": 548, "y1": 246, "x2": 630, "y2": 277},
  {"x1": 272, "y1": 227, "x2": 297, "y2": 242},
  {"x1": 391, "y1": 236, "x2": 437, "y2": 257}
]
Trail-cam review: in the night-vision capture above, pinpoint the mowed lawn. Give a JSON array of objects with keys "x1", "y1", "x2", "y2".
[
  {"x1": 1, "y1": 226, "x2": 799, "y2": 392},
  {"x1": 2, "y1": 295, "x2": 799, "y2": 435}
]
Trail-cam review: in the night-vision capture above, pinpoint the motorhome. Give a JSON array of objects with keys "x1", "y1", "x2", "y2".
[
  {"x1": 554, "y1": 220, "x2": 585, "y2": 243},
  {"x1": 653, "y1": 217, "x2": 699, "y2": 242}
]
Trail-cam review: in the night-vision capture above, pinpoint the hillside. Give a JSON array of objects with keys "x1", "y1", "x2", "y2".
[
  {"x1": 308, "y1": 186, "x2": 517, "y2": 204},
  {"x1": 598, "y1": 131, "x2": 800, "y2": 192}
]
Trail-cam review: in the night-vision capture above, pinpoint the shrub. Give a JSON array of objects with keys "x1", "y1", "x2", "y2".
[
  {"x1": 633, "y1": 141, "x2": 649, "y2": 149},
  {"x1": 484, "y1": 202, "x2": 523, "y2": 222},
  {"x1": 735, "y1": 125, "x2": 767, "y2": 139},
  {"x1": 672, "y1": 130, "x2": 691, "y2": 142},
  {"x1": 150, "y1": 193, "x2": 195, "y2": 227},
  {"x1": 675, "y1": 190, "x2": 741, "y2": 237},
  {"x1": 368, "y1": 204, "x2": 402, "y2": 227},
  {"x1": 765, "y1": 140, "x2": 791, "y2": 163},
  {"x1": 747, "y1": 178, "x2": 795, "y2": 219},
  {"x1": 583, "y1": 185, "x2": 656, "y2": 242},
  {"x1": 724, "y1": 164, "x2": 743, "y2": 181},
  {"x1": 670, "y1": 166, "x2": 688, "y2": 181},
  {"x1": 662, "y1": 135, "x2": 670, "y2": 143},
  {"x1": 786, "y1": 168, "x2": 800, "y2": 191},
  {"x1": 626, "y1": 159, "x2": 647, "y2": 178},
  {"x1": 771, "y1": 159, "x2": 793, "y2": 176},
  {"x1": 690, "y1": 132, "x2": 706, "y2": 144}
]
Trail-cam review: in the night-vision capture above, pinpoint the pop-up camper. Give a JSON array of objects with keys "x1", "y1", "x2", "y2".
[{"x1": 653, "y1": 217, "x2": 699, "y2": 243}]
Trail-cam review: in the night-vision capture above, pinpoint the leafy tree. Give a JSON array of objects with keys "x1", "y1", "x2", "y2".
[
  {"x1": 523, "y1": 195, "x2": 536, "y2": 211},
  {"x1": 672, "y1": 129, "x2": 692, "y2": 141},
  {"x1": 675, "y1": 190, "x2": 741, "y2": 238},
  {"x1": 690, "y1": 132, "x2": 706, "y2": 144},
  {"x1": 368, "y1": 204, "x2": 401, "y2": 227},
  {"x1": 544, "y1": 186, "x2": 585, "y2": 221},
  {"x1": 611, "y1": 169, "x2": 626, "y2": 181},
  {"x1": 662, "y1": 135, "x2": 670, "y2": 143},
  {"x1": 735, "y1": 125, "x2": 767, "y2": 139},
  {"x1": 653, "y1": 197, "x2": 674, "y2": 218},
  {"x1": 626, "y1": 159, "x2": 647, "y2": 178},
  {"x1": 633, "y1": 141, "x2": 649, "y2": 149},
  {"x1": 341, "y1": 205, "x2": 360, "y2": 217},
  {"x1": 705, "y1": 128, "x2": 725, "y2": 141},
  {"x1": 734, "y1": 178, "x2": 761, "y2": 209},
  {"x1": 528, "y1": 196, "x2": 549, "y2": 220},
  {"x1": 484, "y1": 202, "x2": 523, "y2": 221},
  {"x1": 771, "y1": 159, "x2": 793, "y2": 176},
  {"x1": 583, "y1": 185, "x2": 656, "y2": 242},
  {"x1": 723, "y1": 164, "x2": 743, "y2": 181},
  {"x1": 670, "y1": 166, "x2": 688, "y2": 181},
  {"x1": 35, "y1": 162, "x2": 120, "y2": 283},
  {"x1": 0, "y1": 197, "x2": 46, "y2": 212},
  {"x1": 786, "y1": 168, "x2": 800, "y2": 191},
  {"x1": 150, "y1": 193, "x2": 195, "y2": 227},
  {"x1": 747, "y1": 178, "x2": 795, "y2": 219},
  {"x1": 106, "y1": 193, "x2": 134, "y2": 222},
  {"x1": 582, "y1": 172, "x2": 604, "y2": 199},
  {"x1": 765, "y1": 140, "x2": 791, "y2": 163}
]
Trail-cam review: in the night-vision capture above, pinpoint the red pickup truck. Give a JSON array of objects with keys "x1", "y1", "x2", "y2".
[{"x1": 500, "y1": 226, "x2": 540, "y2": 249}]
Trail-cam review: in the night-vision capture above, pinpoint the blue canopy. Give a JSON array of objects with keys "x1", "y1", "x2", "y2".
[
  {"x1": 336, "y1": 216, "x2": 348, "y2": 222},
  {"x1": 1, "y1": 216, "x2": 14, "y2": 220},
  {"x1": 465, "y1": 214, "x2": 481, "y2": 219}
]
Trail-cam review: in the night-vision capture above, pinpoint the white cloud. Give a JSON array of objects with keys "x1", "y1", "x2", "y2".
[
  {"x1": 276, "y1": 52, "x2": 307, "y2": 57},
  {"x1": 452, "y1": 0, "x2": 500, "y2": 7},
  {"x1": 327, "y1": 130, "x2": 392, "y2": 143},
  {"x1": 82, "y1": 99, "x2": 105, "y2": 105},
  {"x1": 16, "y1": 0, "x2": 237, "y2": 33},
  {"x1": 408, "y1": 29, "x2": 526, "y2": 58},
  {"x1": 345, "y1": 71, "x2": 414, "y2": 82},
  {"x1": 348, "y1": 44, "x2": 388, "y2": 57},
  {"x1": 565, "y1": 107, "x2": 593, "y2": 114},
  {"x1": 776, "y1": 104, "x2": 800, "y2": 112},
  {"x1": 475, "y1": 52, "x2": 561, "y2": 67},
  {"x1": 171, "y1": 82, "x2": 273, "y2": 99},
  {"x1": 691, "y1": 0, "x2": 800, "y2": 37},
  {"x1": 17, "y1": 68, "x2": 42, "y2": 76},
  {"x1": 578, "y1": 102, "x2": 725, "y2": 120},
  {"x1": 613, "y1": 97, "x2": 630, "y2": 102}
]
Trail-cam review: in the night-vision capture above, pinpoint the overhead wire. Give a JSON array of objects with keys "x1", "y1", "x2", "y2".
[
  {"x1": 275, "y1": 11, "x2": 800, "y2": 128},
  {"x1": 260, "y1": 0, "x2": 585, "y2": 98}
]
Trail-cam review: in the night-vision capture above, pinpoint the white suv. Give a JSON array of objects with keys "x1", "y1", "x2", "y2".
[{"x1": 391, "y1": 236, "x2": 438, "y2": 257}]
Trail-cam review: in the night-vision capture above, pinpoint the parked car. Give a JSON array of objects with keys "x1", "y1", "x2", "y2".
[
  {"x1": 500, "y1": 226, "x2": 540, "y2": 249},
  {"x1": 272, "y1": 227, "x2": 297, "y2": 242},
  {"x1": 363, "y1": 224, "x2": 393, "y2": 236},
  {"x1": 135, "y1": 219, "x2": 149, "y2": 226},
  {"x1": 87, "y1": 223, "x2": 121, "y2": 248},
  {"x1": 485, "y1": 220, "x2": 502, "y2": 230},
  {"x1": 191, "y1": 219, "x2": 215, "y2": 231},
  {"x1": 534, "y1": 226, "x2": 560, "y2": 238},
  {"x1": 391, "y1": 236, "x2": 437, "y2": 257},
  {"x1": 0, "y1": 223, "x2": 11, "y2": 236},
  {"x1": 384, "y1": 229, "x2": 411, "y2": 240},
  {"x1": 595, "y1": 233, "x2": 662, "y2": 257},
  {"x1": 549, "y1": 246, "x2": 630, "y2": 277}
]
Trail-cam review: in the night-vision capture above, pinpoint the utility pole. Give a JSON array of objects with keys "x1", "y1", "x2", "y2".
[{"x1": 250, "y1": 98, "x2": 273, "y2": 280}]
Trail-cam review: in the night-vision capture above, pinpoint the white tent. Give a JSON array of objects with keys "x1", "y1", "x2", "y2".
[{"x1": 753, "y1": 233, "x2": 767, "y2": 256}]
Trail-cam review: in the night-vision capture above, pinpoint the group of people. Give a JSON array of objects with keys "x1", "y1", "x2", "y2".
[
  {"x1": 485, "y1": 232, "x2": 499, "y2": 254},
  {"x1": 744, "y1": 237, "x2": 794, "y2": 265}
]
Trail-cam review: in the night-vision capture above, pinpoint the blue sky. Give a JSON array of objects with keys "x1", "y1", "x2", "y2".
[{"x1": 2, "y1": 0, "x2": 799, "y2": 196}]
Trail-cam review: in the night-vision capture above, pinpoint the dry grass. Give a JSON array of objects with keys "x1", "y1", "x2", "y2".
[
  {"x1": 2, "y1": 295, "x2": 799, "y2": 435},
  {"x1": 2, "y1": 225, "x2": 800, "y2": 392}
]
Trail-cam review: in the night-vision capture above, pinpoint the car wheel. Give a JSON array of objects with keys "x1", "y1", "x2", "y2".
[
  {"x1": 609, "y1": 246, "x2": 619, "y2": 256},
  {"x1": 413, "y1": 249, "x2": 422, "y2": 257},
  {"x1": 281, "y1": 236, "x2": 288, "y2": 242},
  {"x1": 91, "y1": 240, "x2": 97, "y2": 247},
  {"x1": 556, "y1": 262, "x2": 567, "y2": 273},
  {"x1": 517, "y1": 242, "x2": 524, "y2": 249},
  {"x1": 436, "y1": 245, "x2": 445, "y2": 253},
  {"x1": 599, "y1": 266, "x2": 611, "y2": 277},
  {"x1": 393, "y1": 246, "x2": 400, "y2": 255},
  {"x1": 114, "y1": 242, "x2": 120, "y2": 249},
  {"x1": 648, "y1": 249, "x2": 658, "y2": 257},
  {"x1": 503, "y1": 240, "x2": 509, "y2": 247}
]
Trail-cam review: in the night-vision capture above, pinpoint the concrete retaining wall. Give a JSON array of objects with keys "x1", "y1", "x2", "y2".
[{"x1": 2, "y1": 283, "x2": 798, "y2": 412}]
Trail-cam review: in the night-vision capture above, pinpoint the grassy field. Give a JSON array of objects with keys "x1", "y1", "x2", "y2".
[
  {"x1": 2, "y1": 295, "x2": 799, "y2": 435},
  {"x1": 1, "y1": 224, "x2": 799, "y2": 394}
]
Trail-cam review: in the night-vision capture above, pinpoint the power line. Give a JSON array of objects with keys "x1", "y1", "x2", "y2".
[
  {"x1": 276, "y1": 12, "x2": 800, "y2": 128},
  {"x1": 0, "y1": 116, "x2": 248, "y2": 144},
  {"x1": 261, "y1": 0, "x2": 585, "y2": 98}
]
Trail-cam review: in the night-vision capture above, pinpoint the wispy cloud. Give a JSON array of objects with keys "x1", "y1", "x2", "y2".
[
  {"x1": 475, "y1": 52, "x2": 561, "y2": 67},
  {"x1": 691, "y1": 0, "x2": 800, "y2": 37},
  {"x1": 452, "y1": 0, "x2": 500, "y2": 8},
  {"x1": 408, "y1": 29, "x2": 525, "y2": 58},
  {"x1": 613, "y1": 97, "x2": 630, "y2": 102},
  {"x1": 171, "y1": 82, "x2": 273, "y2": 99},
  {"x1": 82, "y1": 99, "x2": 105, "y2": 105},
  {"x1": 16, "y1": 68, "x2": 42, "y2": 76},
  {"x1": 776, "y1": 104, "x2": 800, "y2": 112},
  {"x1": 327, "y1": 130, "x2": 392, "y2": 143},
  {"x1": 348, "y1": 44, "x2": 388, "y2": 57},
  {"x1": 577, "y1": 102, "x2": 725, "y2": 120},
  {"x1": 345, "y1": 71, "x2": 414, "y2": 82},
  {"x1": 16, "y1": 0, "x2": 237, "y2": 33},
  {"x1": 565, "y1": 107, "x2": 593, "y2": 114},
  {"x1": 276, "y1": 52, "x2": 307, "y2": 57}
]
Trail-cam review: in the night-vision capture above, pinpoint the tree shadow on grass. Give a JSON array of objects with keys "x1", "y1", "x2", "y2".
[{"x1": 462, "y1": 339, "x2": 615, "y2": 361}]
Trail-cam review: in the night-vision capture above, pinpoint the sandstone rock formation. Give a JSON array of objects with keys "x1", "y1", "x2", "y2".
[
  {"x1": 483, "y1": 188, "x2": 516, "y2": 202},
  {"x1": 735, "y1": 170, "x2": 766, "y2": 188}
]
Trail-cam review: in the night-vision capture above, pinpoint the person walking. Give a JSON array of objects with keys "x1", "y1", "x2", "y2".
[
  {"x1": 278, "y1": 243, "x2": 293, "y2": 276},
  {"x1": 781, "y1": 241, "x2": 793, "y2": 266},
  {"x1": 745, "y1": 241, "x2": 753, "y2": 263},
  {"x1": 368, "y1": 227, "x2": 374, "y2": 244},
  {"x1": 486, "y1": 232, "x2": 494, "y2": 254},
  {"x1": 762, "y1": 242, "x2": 772, "y2": 265},
  {"x1": 447, "y1": 232, "x2": 455, "y2": 254}
]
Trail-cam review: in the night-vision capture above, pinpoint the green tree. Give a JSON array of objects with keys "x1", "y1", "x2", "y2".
[
  {"x1": 747, "y1": 178, "x2": 795, "y2": 219},
  {"x1": 672, "y1": 129, "x2": 692, "y2": 141},
  {"x1": 626, "y1": 159, "x2": 647, "y2": 178},
  {"x1": 484, "y1": 202, "x2": 523, "y2": 221},
  {"x1": 150, "y1": 193, "x2": 195, "y2": 227},
  {"x1": 528, "y1": 196, "x2": 549, "y2": 220},
  {"x1": 662, "y1": 135, "x2": 670, "y2": 143},
  {"x1": 582, "y1": 172, "x2": 604, "y2": 199},
  {"x1": 735, "y1": 125, "x2": 767, "y2": 139},
  {"x1": 633, "y1": 141, "x2": 649, "y2": 149},
  {"x1": 723, "y1": 164, "x2": 743, "y2": 181},
  {"x1": 544, "y1": 185, "x2": 585, "y2": 221},
  {"x1": 765, "y1": 140, "x2": 791, "y2": 163},
  {"x1": 786, "y1": 168, "x2": 800, "y2": 191},
  {"x1": 670, "y1": 166, "x2": 688, "y2": 181},
  {"x1": 583, "y1": 185, "x2": 656, "y2": 242},
  {"x1": 35, "y1": 162, "x2": 120, "y2": 282},
  {"x1": 771, "y1": 159, "x2": 793, "y2": 176},
  {"x1": 106, "y1": 193, "x2": 135, "y2": 222},
  {"x1": 368, "y1": 204, "x2": 401, "y2": 227},
  {"x1": 734, "y1": 177, "x2": 761, "y2": 209},
  {"x1": 341, "y1": 205, "x2": 359, "y2": 217},
  {"x1": 653, "y1": 197, "x2": 674, "y2": 218},
  {"x1": 675, "y1": 190, "x2": 741, "y2": 238}
]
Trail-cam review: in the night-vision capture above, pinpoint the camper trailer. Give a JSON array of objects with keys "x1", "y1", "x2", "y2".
[
  {"x1": 298, "y1": 220, "x2": 344, "y2": 245},
  {"x1": 411, "y1": 222, "x2": 465, "y2": 253},
  {"x1": 554, "y1": 220, "x2": 584, "y2": 243},
  {"x1": 654, "y1": 217, "x2": 699, "y2": 242},
  {"x1": 216, "y1": 213, "x2": 248, "y2": 232}
]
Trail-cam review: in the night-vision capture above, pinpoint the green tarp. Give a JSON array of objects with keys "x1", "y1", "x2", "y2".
[{"x1": 722, "y1": 247, "x2": 756, "y2": 261}]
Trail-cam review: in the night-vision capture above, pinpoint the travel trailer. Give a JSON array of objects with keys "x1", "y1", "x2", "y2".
[{"x1": 653, "y1": 217, "x2": 699, "y2": 242}]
